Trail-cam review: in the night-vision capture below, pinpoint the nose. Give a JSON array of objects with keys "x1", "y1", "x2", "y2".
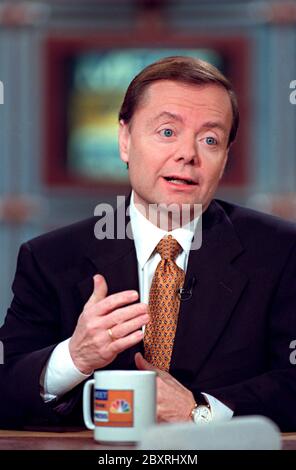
[{"x1": 174, "y1": 134, "x2": 199, "y2": 165}]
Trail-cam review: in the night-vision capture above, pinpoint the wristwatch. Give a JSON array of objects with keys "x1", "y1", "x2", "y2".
[{"x1": 190, "y1": 394, "x2": 212, "y2": 424}]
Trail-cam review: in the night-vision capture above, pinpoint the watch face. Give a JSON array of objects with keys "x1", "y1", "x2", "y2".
[{"x1": 193, "y1": 405, "x2": 212, "y2": 424}]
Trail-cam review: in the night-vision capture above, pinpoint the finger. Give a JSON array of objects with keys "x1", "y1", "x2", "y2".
[
  {"x1": 109, "y1": 330, "x2": 144, "y2": 354},
  {"x1": 103, "y1": 302, "x2": 148, "y2": 329},
  {"x1": 135, "y1": 353, "x2": 169, "y2": 380},
  {"x1": 84, "y1": 275, "x2": 108, "y2": 308},
  {"x1": 134, "y1": 352, "x2": 158, "y2": 372},
  {"x1": 89, "y1": 290, "x2": 139, "y2": 317},
  {"x1": 110, "y1": 313, "x2": 150, "y2": 339}
]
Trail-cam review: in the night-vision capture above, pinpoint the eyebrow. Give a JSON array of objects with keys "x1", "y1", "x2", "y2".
[
  {"x1": 200, "y1": 121, "x2": 228, "y2": 135},
  {"x1": 148, "y1": 111, "x2": 184, "y2": 125},
  {"x1": 149, "y1": 112, "x2": 228, "y2": 135}
]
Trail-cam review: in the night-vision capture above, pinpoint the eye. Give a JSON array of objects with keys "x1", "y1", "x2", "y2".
[
  {"x1": 205, "y1": 136, "x2": 217, "y2": 145},
  {"x1": 160, "y1": 128, "x2": 174, "y2": 138}
]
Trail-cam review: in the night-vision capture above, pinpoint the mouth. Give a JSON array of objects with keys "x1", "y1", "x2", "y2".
[{"x1": 163, "y1": 175, "x2": 198, "y2": 186}]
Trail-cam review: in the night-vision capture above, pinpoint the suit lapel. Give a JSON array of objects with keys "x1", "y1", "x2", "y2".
[
  {"x1": 77, "y1": 240, "x2": 139, "y2": 304},
  {"x1": 76, "y1": 198, "x2": 249, "y2": 377},
  {"x1": 171, "y1": 200, "x2": 248, "y2": 382},
  {"x1": 77, "y1": 198, "x2": 142, "y2": 370}
]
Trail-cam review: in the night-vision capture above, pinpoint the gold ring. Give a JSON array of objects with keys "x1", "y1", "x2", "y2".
[{"x1": 108, "y1": 328, "x2": 114, "y2": 341}]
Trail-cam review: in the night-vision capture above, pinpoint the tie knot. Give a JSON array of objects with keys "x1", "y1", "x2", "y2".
[{"x1": 156, "y1": 235, "x2": 182, "y2": 261}]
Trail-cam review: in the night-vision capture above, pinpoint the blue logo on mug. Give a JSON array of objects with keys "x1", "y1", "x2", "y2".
[{"x1": 95, "y1": 389, "x2": 108, "y2": 400}]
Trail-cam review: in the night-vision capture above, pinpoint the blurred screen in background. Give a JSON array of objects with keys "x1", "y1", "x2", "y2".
[{"x1": 67, "y1": 49, "x2": 223, "y2": 182}]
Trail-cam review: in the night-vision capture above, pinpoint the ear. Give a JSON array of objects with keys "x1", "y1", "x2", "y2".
[{"x1": 118, "y1": 119, "x2": 131, "y2": 164}]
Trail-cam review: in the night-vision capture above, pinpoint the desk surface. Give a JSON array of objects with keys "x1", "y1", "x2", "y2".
[
  {"x1": 0, "y1": 430, "x2": 295, "y2": 450},
  {"x1": 0, "y1": 430, "x2": 124, "y2": 450}
]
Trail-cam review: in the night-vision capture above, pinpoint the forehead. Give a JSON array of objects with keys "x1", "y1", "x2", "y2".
[{"x1": 135, "y1": 80, "x2": 232, "y2": 124}]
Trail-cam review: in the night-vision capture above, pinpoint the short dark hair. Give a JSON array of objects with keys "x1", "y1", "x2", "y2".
[{"x1": 119, "y1": 55, "x2": 239, "y2": 146}]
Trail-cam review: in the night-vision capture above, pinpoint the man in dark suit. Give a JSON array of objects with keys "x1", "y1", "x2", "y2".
[{"x1": 0, "y1": 56, "x2": 296, "y2": 431}]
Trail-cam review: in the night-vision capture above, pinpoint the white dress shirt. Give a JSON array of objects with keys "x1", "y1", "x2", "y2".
[{"x1": 41, "y1": 192, "x2": 233, "y2": 423}]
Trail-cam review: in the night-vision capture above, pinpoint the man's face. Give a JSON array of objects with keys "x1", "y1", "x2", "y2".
[{"x1": 119, "y1": 80, "x2": 233, "y2": 214}]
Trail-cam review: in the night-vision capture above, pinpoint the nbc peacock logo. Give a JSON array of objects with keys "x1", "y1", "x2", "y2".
[{"x1": 110, "y1": 399, "x2": 131, "y2": 414}]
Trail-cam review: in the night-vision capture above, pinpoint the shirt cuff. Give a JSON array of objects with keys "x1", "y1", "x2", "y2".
[
  {"x1": 41, "y1": 338, "x2": 92, "y2": 402},
  {"x1": 202, "y1": 393, "x2": 233, "y2": 422}
]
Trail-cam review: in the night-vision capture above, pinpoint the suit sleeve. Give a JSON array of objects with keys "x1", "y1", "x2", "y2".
[
  {"x1": 199, "y1": 242, "x2": 296, "y2": 432},
  {"x1": 0, "y1": 242, "x2": 84, "y2": 429}
]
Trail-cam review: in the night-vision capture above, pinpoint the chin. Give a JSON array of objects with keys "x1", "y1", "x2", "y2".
[{"x1": 164, "y1": 194, "x2": 201, "y2": 207}]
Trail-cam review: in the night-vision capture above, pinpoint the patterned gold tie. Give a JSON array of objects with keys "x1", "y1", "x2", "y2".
[{"x1": 144, "y1": 235, "x2": 185, "y2": 371}]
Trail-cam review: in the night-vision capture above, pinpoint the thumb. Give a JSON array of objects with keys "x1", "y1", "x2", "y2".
[
  {"x1": 135, "y1": 352, "x2": 157, "y2": 372},
  {"x1": 85, "y1": 274, "x2": 108, "y2": 308}
]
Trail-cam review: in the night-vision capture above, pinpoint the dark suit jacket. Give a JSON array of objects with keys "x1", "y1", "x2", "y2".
[{"x1": 0, "y1": 199, "x2": 296, "y2": 431}]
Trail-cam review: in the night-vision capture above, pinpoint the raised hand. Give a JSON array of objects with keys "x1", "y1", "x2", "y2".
[{"x1": 69, "y1": 275, "x2": 149, "y2": 374}]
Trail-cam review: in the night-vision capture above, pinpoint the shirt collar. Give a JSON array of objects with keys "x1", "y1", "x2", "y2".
[{"x1": 129, "y1": 191, "x2": 200, "y2": 269}]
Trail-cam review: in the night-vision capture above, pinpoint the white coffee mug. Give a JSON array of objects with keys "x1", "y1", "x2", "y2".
[{"x1": 83, "y1": 370, "x2": 156, "y2": 444}]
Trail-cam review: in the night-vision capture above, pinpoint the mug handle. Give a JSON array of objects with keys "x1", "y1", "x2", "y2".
[{"x1": 83, "y1": 379, "x2": 95, "y2": 430}]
